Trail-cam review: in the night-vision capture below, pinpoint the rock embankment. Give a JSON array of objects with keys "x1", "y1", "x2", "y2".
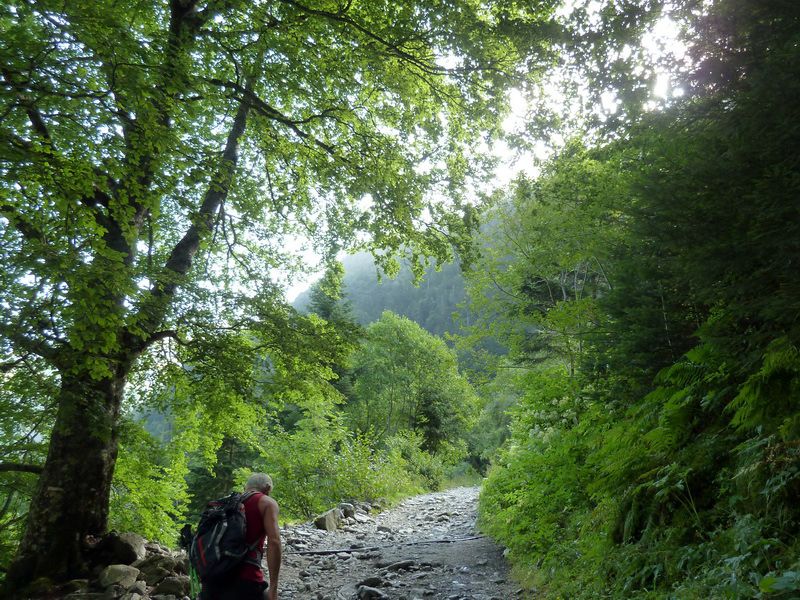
[{"x1": 34, "y1": 531, "x2": 192, "y2": 599}]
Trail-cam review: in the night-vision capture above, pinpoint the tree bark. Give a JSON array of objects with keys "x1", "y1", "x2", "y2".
[{"x1": 5, "y1": 363, "x2": 130, "y2": 588}]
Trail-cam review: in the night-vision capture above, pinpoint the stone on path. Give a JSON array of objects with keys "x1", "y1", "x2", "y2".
[
  {"x1": 340, "y1": 502, "x2": 356, "y2": 518},
  {"x1": 357, "y1": 575, "x2": 385, "y2": 587},
  {"x1": 384, "y1": 559, "x2": 416, "y2": 572},
  {"x1": 314, "y1": 507, "x2": 342, "y2": 531},
  {"x1": 358, "y1": 585, "x2": 389, "y2": 599}
]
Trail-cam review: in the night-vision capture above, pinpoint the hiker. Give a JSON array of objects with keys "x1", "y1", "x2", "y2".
[{"x1": 199, "y1": 473, "x2": 282, "y2": 600}]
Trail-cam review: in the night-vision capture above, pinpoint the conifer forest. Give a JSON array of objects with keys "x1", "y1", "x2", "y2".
[{"x1": 1, "y1": 0, "x2": 799, "y2": 597}]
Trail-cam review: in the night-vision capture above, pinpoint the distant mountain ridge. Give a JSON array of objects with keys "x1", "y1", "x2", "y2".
[{"x1": 293, "y1": 252, "x2": 468, "y2": 337}]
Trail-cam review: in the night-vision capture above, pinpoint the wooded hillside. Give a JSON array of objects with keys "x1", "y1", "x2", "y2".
[
  {"x1": 472, "y1": 2, "x2": 800, "y2": 596},
  {"x1": 293, "y1": 252, "x2": 468, "y2": 337}
]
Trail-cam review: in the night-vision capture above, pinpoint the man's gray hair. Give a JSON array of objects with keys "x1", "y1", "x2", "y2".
[{"x1": 245, "y1": 472, "x2": 273, "y2": 493}]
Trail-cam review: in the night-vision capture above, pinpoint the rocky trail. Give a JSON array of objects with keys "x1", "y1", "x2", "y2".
[
  {"x1": 28, "y1": 487, "x2": 520, "y2": 600},
  {"x1": 280, "y1": 487, "x2": 523, "y2": 600}
]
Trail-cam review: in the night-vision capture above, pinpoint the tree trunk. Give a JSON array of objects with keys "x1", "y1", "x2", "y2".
[{"x1": 6, "y1": 364, "x2": 129, "y2": 588}]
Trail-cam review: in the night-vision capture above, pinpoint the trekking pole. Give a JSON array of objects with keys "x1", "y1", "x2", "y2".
[{"x1": 189, "y1": 564, "x2": 201, "y2": 599}]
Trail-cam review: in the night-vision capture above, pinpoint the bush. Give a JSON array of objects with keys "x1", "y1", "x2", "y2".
[
  {"x1": 385, "y1": 431, "x2": 449, "y2": 490},
  {"x1": 257, "y1": 425, "x2": 426, "y2": 519}
]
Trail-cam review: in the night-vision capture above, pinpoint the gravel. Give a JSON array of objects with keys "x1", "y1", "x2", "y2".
[{"x1": 277, "y1": 487, "x2": 526, "y2": 600}]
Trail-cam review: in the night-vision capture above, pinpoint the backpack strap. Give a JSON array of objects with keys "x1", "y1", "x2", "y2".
[
  {"x1": 243, "y1": 539, "x2": 264, "y2": 568},
  {"x1": 240, "y1": 490, "x2": 258, "y2": 503}
]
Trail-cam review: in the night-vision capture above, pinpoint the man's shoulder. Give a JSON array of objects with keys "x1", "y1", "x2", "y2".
[{"x1": 259, "y1": 494, "x2": 279, "y2": 510}]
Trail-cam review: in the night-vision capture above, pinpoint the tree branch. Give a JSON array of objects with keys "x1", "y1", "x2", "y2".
[
  {"x1": 160, "y1": 89, "x2": 251, "y2": 292},
  {"x1": 205, "y1": 78, "x2": 339, "y2": 158},
  {"x1": 0, "y1": 355, "x2": 30, "y2": 374},
  {"x1": 0, "y1": 462, "x2": 43, "y2": 475},
  {"x1": 1, "y1": 69, "x2": 54, "y2": 144},
  {"x1": 126, "y1": 81, "x2": 253, "y2": 350},
  {"x1": 277, "y1": 0, "x2": 442, "y2": 75},
  {"x1": 0, "y1": 325, "x2": 58, "y2": 362},
  {"x1": 143, "y1": 329, "x2": 190, "y2": 348}
]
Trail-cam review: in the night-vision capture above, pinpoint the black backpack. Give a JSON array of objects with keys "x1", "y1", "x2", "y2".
[{"x1": 189, "y1": 491, "x2": 261, "y2": 582}]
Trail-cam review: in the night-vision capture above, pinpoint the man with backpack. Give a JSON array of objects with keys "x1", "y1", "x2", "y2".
[{"x1": 194, "y1": 473, "x2": 282, "y2": 600}]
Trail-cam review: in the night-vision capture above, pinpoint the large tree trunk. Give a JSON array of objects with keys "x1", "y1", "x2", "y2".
[{"x1": 6, "y1": 364, "x2": 129, "y2": 588}]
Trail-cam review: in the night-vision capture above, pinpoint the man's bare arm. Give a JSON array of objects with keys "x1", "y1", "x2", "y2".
[{"x1": 260, "y1": 495, "x2": 281, "y2": 600}]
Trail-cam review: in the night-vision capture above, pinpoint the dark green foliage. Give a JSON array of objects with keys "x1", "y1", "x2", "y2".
[{"x1": 476, "y1": 1, "x2": 800, "y2": 596}]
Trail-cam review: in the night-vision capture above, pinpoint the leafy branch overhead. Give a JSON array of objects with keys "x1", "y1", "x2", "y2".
[{"x1": 0, "y1": 0, "x2": 551, "y2": 370}]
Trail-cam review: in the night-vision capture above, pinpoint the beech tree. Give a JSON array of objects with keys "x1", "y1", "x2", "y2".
[{"x1": 0, "y1": 0, "x2": 556, "y2": 587}]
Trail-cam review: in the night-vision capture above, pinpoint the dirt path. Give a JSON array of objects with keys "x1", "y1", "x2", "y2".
[{"x1": 279, "y1": 487, "x2": 523, "y2": 600}]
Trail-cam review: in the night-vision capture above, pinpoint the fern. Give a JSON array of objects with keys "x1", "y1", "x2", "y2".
[{"x1": 728, "y1": 337, "x2": 800, "y2": 433}]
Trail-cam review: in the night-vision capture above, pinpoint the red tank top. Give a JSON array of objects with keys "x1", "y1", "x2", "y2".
[{"x1": 239, "y1": 492, "x2": 267, "y2": 582}]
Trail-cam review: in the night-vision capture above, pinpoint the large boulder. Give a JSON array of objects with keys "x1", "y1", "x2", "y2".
[
  {"x1": 152, "y1": 575, "x2": 190, "y2": 597},
  {"x1": 145, "y1": 541, "x2": 171, "y2": 555},
  {"x1": 314, "y1": 507, "x2": 342, "y2": 531},
  {"x1": 133, "y1": 553, "x2": 181, "y2": 586},
  {"x1": 97, "y1": 564, "x2": 140, "y2": 589},
  {"x1": 126, "y1": 580, "x2": 147, "y2": 596},
  {"x1": 93, "y1": 532, "x2": 147, "y2": 566},
  {"x1": 119, "y1": 533, "x2": 147, "y2": 561},
  {"x1": 174, "y1": 553, "x2": 189, "y2": 575}
]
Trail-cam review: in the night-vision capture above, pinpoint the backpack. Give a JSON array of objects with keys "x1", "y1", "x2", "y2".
[{"x1": 189, "y1": 491, "x2": 261, "y2": 583}]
